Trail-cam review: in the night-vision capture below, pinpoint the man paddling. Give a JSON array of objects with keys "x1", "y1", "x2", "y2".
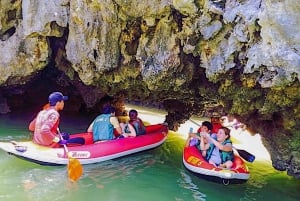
[{"x1": 29, "y1": 92, "x2": 84, "y2": 147}]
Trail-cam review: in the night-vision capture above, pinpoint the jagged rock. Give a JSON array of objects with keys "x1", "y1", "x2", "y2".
[{"x1": 0, "y1": 0, "x2": 299, "y2": 179}]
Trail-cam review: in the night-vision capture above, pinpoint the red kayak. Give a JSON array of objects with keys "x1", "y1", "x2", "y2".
[
  {"x1": 183, "y1": 146, "x2": 250, "y2": 184},
  {"x1": 0, "y1": 124, "x2": 168, "y2": 166}
]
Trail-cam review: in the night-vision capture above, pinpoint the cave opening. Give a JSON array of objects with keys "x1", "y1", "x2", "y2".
[{"x1": 0, "y1": 65, "x2": 83, "y2": 114}]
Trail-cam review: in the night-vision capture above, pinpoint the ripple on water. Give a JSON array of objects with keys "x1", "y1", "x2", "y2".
[
  {"x1": 178, "y1": 170, "x2": 207, "y2": 201},
  {"x1": 1, "y1": 108, "x2": 300, "y2": 201}
]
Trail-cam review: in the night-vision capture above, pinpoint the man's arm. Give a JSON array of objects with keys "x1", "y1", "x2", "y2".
[
  {"x1": 110, "y1": 116, "x2": 122, "y2": 134},
  {"x1": 28, "y1": 118, "x2": 36, "y2": 132}
]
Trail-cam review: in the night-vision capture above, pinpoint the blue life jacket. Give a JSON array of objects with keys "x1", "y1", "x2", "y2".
[
  {"x1": 92, "y1": 114, "x2": 114, "y2": 141},
  {"x1": 205, "y1": 139, "x2": 234, "y2": 163}
]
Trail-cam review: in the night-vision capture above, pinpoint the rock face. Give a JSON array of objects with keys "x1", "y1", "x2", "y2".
[{"x1": 0, "y1": 0, "x2": 299, "y2": 178}]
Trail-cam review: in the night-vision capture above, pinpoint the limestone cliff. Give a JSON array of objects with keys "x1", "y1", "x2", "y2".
[{"x1": 0, "y1": 0, "x2": 299, "y2": 178}]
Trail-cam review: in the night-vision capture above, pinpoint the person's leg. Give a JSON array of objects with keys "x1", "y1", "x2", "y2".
[
  {"x1": 67, "y1": 137, "x2": 85, "y2": 145},
  {"x1": 220, "y1": 160, "x2": 233, "y2": 169},
  {"x1": 208, "y1": 160, "x2": 217, "y2": 167}
]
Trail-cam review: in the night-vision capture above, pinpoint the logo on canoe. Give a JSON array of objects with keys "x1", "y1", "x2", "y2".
[
  {"x1": 187, "y1": 156, "x2": 201, "y2": 165},
  {"x1": 69, "y1": 151, "x2": 91, "y2": 158}
]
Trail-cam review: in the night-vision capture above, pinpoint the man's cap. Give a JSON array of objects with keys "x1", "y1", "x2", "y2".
[{"x1": 49, "y1": 92, "x2": 68, "y2": 106}]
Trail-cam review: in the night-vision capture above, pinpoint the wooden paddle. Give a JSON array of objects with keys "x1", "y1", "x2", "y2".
[
  {"x1": 58, "y1": 129, "x2": 83, "y2": 181},
  {"x1": 186, "y1": 118, "x2": 255, "y2": 162}
]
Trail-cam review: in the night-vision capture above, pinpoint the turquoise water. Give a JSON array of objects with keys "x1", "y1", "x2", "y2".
[{"x1": 0, "y1": 109, "x2": 299, "y2": 201}]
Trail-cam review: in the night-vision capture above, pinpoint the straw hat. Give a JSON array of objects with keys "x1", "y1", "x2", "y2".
[{"x1": 211, "y1": 112, "x2": 221, "y2": 118}]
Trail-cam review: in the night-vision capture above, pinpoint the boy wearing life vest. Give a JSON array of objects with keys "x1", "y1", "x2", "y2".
[
  {"x1": 117, "y1": 109, "x2": 146, "y2": 138},
  {"x1": 201, "y1": 126, "x2": 234, "y2": 168},
  {"x1": 185, "y1": 121, "x2": 215, "y2": 148},
  {"x1": 128, "y1": 109, "x2": 146, "y2": 135}
]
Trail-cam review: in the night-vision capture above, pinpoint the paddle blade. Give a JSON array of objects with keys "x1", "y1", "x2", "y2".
[
  {"x1": 68, "y1": 157, "x2": 83, "y2": 181},
  {"x1": 236, "y1": 149, "x2": 255, "y2": 162}
]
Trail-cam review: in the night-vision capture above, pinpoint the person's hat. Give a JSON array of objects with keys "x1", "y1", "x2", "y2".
[
  {"x1": 211, "y1": 112, "x2": 221, "y2": 118},
  {"x1": 49, "y1": 92, "x2": 68, "y2": 106}
]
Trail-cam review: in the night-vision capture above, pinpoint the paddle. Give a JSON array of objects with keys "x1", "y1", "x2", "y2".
[
  {"x1": 232, "y1": 147, "x2": 255, "y2": 162},
  {"x1": 186, "y1": 118, "x2": 255, "y2": 162},
  {"x1": 58, "y1": 129, "x2": 83, "y2": 181}
]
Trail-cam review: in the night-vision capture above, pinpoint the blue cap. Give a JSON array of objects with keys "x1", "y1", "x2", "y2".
[{"x1": 49, "y1": 92, "x2": 68, "y2": 106}]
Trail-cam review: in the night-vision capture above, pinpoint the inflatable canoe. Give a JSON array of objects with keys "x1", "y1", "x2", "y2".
[
  {"x1": 0, "y1": 124, "x2": 168, "y2": 166},
  {"x1": 183, "y1": 146, "x2": 250, "y2": 185}
]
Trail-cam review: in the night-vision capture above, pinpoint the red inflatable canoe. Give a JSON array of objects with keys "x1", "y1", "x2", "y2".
[
  {"x1": 0, "y1": 124, "x2": 168, "y2": 166},
  {"x1": 183, "y1": 145, "x2": 250, "y2": 184}
]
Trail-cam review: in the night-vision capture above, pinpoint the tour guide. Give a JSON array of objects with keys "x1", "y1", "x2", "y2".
[{"x1": 29, "y1": 92, "x2": 84, "y2": 147}]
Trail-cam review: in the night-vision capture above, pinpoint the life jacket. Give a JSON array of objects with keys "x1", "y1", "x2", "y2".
[
  {"x1": 92, "y1": 114, "x2": 114, "y2": 141},
  {"x1": 129, "y1": 118, "x2": 146, "y2": 136},
  {"x1": 212, "y1": 123, "x2": 222, "y2": 134},
  {"x1": 123, "y1": 124, "x2": 131, "y2": 133},
  {"x1": 205, "y1": 139, "x2": 234, "y2": 163},
  {"x1": 32, "y1": 107, "x2": 60, "y2": 146}
]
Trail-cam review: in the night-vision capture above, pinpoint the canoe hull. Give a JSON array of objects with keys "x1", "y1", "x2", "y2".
[{"x1": 0, "y1": 124, "x2": 168, "y2": 166}]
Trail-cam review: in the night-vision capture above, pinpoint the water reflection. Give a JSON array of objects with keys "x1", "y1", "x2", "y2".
[
  {"x1": 83, "y1": 153, "x2": 158, "y2": 186},
  {"x1": 21, "y1": 168, "x2": 67, "y2": 201},
  {"x1": 179, "y1": 171, "x2": 207, "y2": 201}
]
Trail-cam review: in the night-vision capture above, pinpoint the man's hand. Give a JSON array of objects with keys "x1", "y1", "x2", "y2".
[
  {"x1": 61, "y1": 132, "x2": 69, "y2": 140},
  {"x1": 58, "y1": 139, "x2": 68, "y2": 145}
]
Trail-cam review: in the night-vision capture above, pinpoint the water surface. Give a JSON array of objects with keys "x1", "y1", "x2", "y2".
[{"x1": 0, "y1": 107, "x2": 299, "y2": 201}]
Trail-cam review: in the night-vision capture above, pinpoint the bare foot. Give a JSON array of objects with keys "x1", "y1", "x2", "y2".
[{"x1": 219, "y1": 163, "x2": 227, "y2": 168}]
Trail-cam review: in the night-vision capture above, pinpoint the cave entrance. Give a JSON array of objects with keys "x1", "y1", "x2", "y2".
[{"x1": 0, "y1": 65, "x2": 85, "y2": 114}]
